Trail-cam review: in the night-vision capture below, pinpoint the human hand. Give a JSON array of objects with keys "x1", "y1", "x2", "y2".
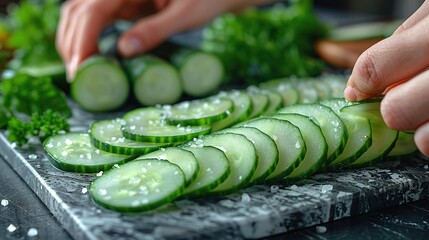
[
  {"x1": 344, "y1": 1, "x2": 429, "y2": 156},
  {"x1": 56, "y1": 0, "x2": 273, "y2": 81}
]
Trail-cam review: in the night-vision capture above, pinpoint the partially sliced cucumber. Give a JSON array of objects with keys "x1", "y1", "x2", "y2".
[
  {"x1": 388, "y1": 131, "x2": 418, "y2": 158},
  {"x1": 90, "y1": 159, "x2": 185, "y2": 212},
  {"x1": 259, "y1": 79, "x2": 300, "y2": 106},
  {"x1": 166, "y1": 98, "x2": 233, "y2": 126},
  {"x1": 136, "y1": 147, "x2": 199, "y2": 186},
  {"x1": 219, "y1": 127, "x2": 279, "y2": 183},
  {"x1": 240, "y1": 118, "x2": 306, "y2": 181},
  {"x1": 89, "y1": 119, "x2": 168, "y2": 155},
  {"x1": 271, "y1": 113, "x2": 327, "y2": 180},
  {"x1": 188, "y1": 133, "x2": 257, "y2": 195},
  {"x1": 124, "y1": 55, "x2": 182, "y2": 106},
  {"x1": 173, "y1": 50, "x2": 224, "y2": 97},
  {"x1": 341, "y1": 99, "x2": 399, "y2": 167},
  {"x1": 72, "y1": 55, "x2": 129, "y2": 112},
  {"x1": 180, "y1": 146, "x2": 230, "y2": 198},
  {"x1": 43, "y1": 132, "x2": 135, "y2": 173},
  {"x1": 320, "y1": 98, "x2": 372, "y2": 170},
  {"x1": 211, "y1": 90, "x2": 253, "y2": 131},
  {"x1": 278, "y1": 103, "x2": 348, "y2": 164}
]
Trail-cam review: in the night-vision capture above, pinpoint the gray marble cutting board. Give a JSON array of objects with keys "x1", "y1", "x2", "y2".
[{"x1": 1, "y1": 104, "x2": 429, "y2": 240}]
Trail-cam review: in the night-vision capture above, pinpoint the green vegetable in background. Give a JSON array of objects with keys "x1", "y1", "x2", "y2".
[
  {"x1": 201, "y1": 0, "x2": 328, "y2": 84},
  {"x1": 5, "y1": 0, "x2": 61, "y2": 69},
  {"x1": 7, "y1": 110, "x2": 70, "y2": 147},
  {"x1": 1, "y1": 73, "x2": 71, "y2": 117}
]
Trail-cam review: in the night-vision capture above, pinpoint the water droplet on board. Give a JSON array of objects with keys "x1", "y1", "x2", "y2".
[
  {"x1": 27, "y1": 228, "x2": 38, "y2": 237},
  {"x1": 28, "y1": 154, "x2": 37, "y2": 160},
  {"x1": 7, "y1": 224, "x2": 16, "y2": 232},
  {"x1": 1, "y1": 199, "x2": 9, "y2": 206}
]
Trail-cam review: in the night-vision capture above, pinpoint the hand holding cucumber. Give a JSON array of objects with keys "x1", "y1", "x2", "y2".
[
  {"x1": 56, "y1": 0, "x2": 273, "y2": 80},
  {"x1": 344, "y1": 1, "x2": 429, "y2": 156}
]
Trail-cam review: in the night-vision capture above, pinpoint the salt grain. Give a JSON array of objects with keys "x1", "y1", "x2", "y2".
[
  {"x1": 27, "y1": 228, "x2": 38, "y2": 237},
  {"x1": 321, "y1": 185, "x2": 333, "y2": 193},
  {"x1": 316, "y1": 225, "x2": 327, "y2": 233},
  {"x1": 81, "y1": 187, "x2": 88, "y2": 194},
  {"x1": 96, "y1": 171, "x2": 103, "y2": 177},
  {"x1": 241, "y1": 193, "x2": 251, "y2": 203},
  {"x1": 7, "y1": 224, "x2": 16, "y2": 232},
  {"x1": 424, "y1": 165, "x2": 428, "y2": 170},
  {"x1": 1, "y1": 199, "x2": 9, "y2": 206},
  {"x1": 270, "y1": 185, "x2": 279, "y2": 193},
  {"x1": 28, "y1": 154, "x2": 37, "y2": 160}
]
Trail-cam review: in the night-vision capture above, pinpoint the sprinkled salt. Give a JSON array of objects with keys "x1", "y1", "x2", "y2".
[
  {"x1": 11, "y1": 142, "x2": 17, "y2": 148},
  {"x1": 96, "y1": 171, "x2": 103, "y2": 177},
  {"x1": 7, "y1": 224, "x2": 16, "y2": 232},
  {"x1": 112, "y1": 164, "x2": 120, "y2": 169},
  {"x1": 424, "y1": 165, "x2": 428, "y2": 170},
  {"x1": 128, "y1": 177, "x2": 141, "y2": 185},
  {"x1": 270, "y1": 185, "x2": 279, "y2": 193},
  {"x1": 98, "y1": 188, "x2": 108, "y2": 196},
  {"x1": 28, "y1": 154, "x2": 37, "y2": 160},
  {"x1": 241, "y1": 193, "x2": 251, "y2": 203},
  {"x1": 46, "y1": 142, "x2": 54, "y2": 148},
  {"x1": 321, "y1": 185, "x2": 333, "y2": 193},
  {"x1": 1, "y1": 199, "x2": 9, "y2": 206},
  {"x1": 295, "y1": 141, "x2": 301, "y2": 149},
  {"x1": 316, "y1": 225, "x2": 327, "y2": 234},
  {"x1": 81, "y1": 187, "x2": 88, "y2": 194},
  {"x1": 65, "y1": 138, "x2": 73, "y2": 145},
  {"x1": 27, "y1": 228, "x2": 38, "y2": 237}
]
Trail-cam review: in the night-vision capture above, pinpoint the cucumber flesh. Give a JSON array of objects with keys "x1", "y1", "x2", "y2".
[
  {"x1": 219, "y1": 127, "x2": 279, "y2": 183},
  {"x1": 189, "y1": 133, "x2": 257, "y2": 195},
  {"x1": 43, "y1": 133, "x2": 135, "y2": 173},
  {"x1": 272, "y1": 113, "x2": 327, "y2": 180},
  {"x1": 240, "y1": 118, "x2": 306, "y2": 181},
  {"x1": 90, "y1": 159, "x2": 185, "y2": 212},
  {"x1": 341, "y1": 100, "x2": 399, "y2": 167},
  {"x1": 246, "y1": 88, "x2": 269, "y2": 119},
  {"x1": 388, "y1": 131, "x2": 418, "y2": 158},
  {"x1": 89, "y1": 119, "x2": 168, "y2": 155},
  {"x1": 279, "y1": 103, "x2": 348, "y2": 164},
  {"x1": 136, "y1": 147, "x2": 199, "y2": 186},
  {"x1": 211, "y1": 91, "x2": 253, "y2": 131},
  {"x1": 166, "y1": 98, "x2": 233, "y2": 126},
  {"x1": 72, "y1": 55, "x2": 129, "y2": 112},
  {"x1": 178, "y1": 51, "x2": 224, "y2": 97},
  {"x1": 320, "y1": 98, "x2": 373, "y2": 170},
  {"x1": 180, "y1": 146, "x2": 230, "y2": 198},
  {"x1": 263, "y1": 90, "x2": 283, "y2": 115}
]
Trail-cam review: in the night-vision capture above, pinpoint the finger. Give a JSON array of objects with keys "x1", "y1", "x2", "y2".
[
  {"x1": 56, "y1": 0, "x2": 83, "y2": 62},
  {"x1": 415, "y1": 121, "x2": 429, "y2": 157},
  {"x1": 380, "y1": 68, "x2": 429, "y2": 131},
  {"x1": 394, "y1": 1, "x2": 429, "y2": 34},
  {"x1": 344, "y1": 15, "x2": 429, "y2": 101},
  {"x1": 118, "y1": 0, "x2": 227, "y2": 57}
]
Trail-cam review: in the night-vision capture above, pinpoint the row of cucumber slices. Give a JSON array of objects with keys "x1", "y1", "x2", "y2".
[{"x1": 43, "y1": 76, "x2": 418, "y2": 212}]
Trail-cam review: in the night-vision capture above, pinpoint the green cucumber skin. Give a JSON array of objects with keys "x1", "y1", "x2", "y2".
[{"x1": 121, "y1": 126, "x2": 212, "y2": 144}]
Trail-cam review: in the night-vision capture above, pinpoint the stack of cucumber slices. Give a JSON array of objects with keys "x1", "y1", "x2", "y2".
[{"x1": 43, "y1": 76, "x2": 418, "y2": 212}]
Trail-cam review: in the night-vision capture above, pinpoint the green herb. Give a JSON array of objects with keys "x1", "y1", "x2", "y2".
[
  {"x1": 201, "y1": 0, "x2": 328, "y2": 84},
  {"x1": 1, "y1": 73, "x2": 71, "y2": 117},
  {"x1": 7, "y1": 110, "x2": 70, "y2": 146},
  {"x1": 5, "y1": 0, "x2": 61, "y2": 68}
]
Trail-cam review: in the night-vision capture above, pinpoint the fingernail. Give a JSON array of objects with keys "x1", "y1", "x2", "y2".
[
  {"x1": 119, "y1": 37, "x2": 144, "y2": 57},
  {"x1": 344, "y1": 86, "x2": 357, "y2": 102},
  {"x1": 67, "y1": 56, "x2": 79, "y2": 82}
]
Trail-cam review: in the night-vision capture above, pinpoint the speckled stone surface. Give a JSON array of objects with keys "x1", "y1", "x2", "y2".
[{"x1": 1, "y1": 103, "x2": 429, "y2": 240}]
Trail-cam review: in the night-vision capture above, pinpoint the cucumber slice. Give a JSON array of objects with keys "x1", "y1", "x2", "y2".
[
  {"x1": 188, "y1": 133, "x2": 257, "y2": 195},
  {"x1": 320, "y1": 98, "x2": 373, "y2": 170},
  {"x1": 341, "y1": 99, "x2": 399, "y2": 167},
  {"x1": 180, "y1": 146, "x2": 230, "y2": 198},
  {"x1": 388, "y1": 131, "x2": 418, "y2": 158},
  {"x1": 296, "y1": 80, "x2": 319, "y2": 104},
  {"x1": 278, "y1": 103, "x2": 348, "y2": 164},
  {"x1": 124, "y1": 55, "x2": 182, "y2": 106},
  {"x1": 240, "y1": 118, "x2": 306, "y2": 181},
  {"x1": 90, "y1": 159, "x2": 185, "y2": 212},
  {"x1": 136, "y1": 147, "x2": 199, "y2": 186},
  {"x1": 219, "y1": 127, "x2": 279, "y2": 183},
  {"x1": 43, "y1": 133, "x2": 135, "y2": 173},
  {"x1": 261, "y1": 80, "x2": 300, "y2": 106},
  {"x1": 211, "y1": 91, "x2": 253, "y2": 131},
  {"x1": 263, "y1": 90, "x2": 283, "y2": 115},
  {"x1": 89, "y1": 119, "x2": 168, "y2": 155},
  {"x1": 166, "y1": 98, "x2": 233, "y2": 126},
  {"x1": 121, "y1": 107, "x2": 212, "y2": 143},
  {"x1": 271, "y1": 113, "x2": 328, "y2": 180},
  {"x1": 321, "y1": 75, "x2": 347, "y2": 98},
  {"x1": 173, "y1": 50, "x2": 224, "y2": 97},
  {"x1": 71, "y1": 55, "x2": 129, "y2": 112},
  {"x1": 246, "y1": 87, "x2": 269, "y2": 119}
]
